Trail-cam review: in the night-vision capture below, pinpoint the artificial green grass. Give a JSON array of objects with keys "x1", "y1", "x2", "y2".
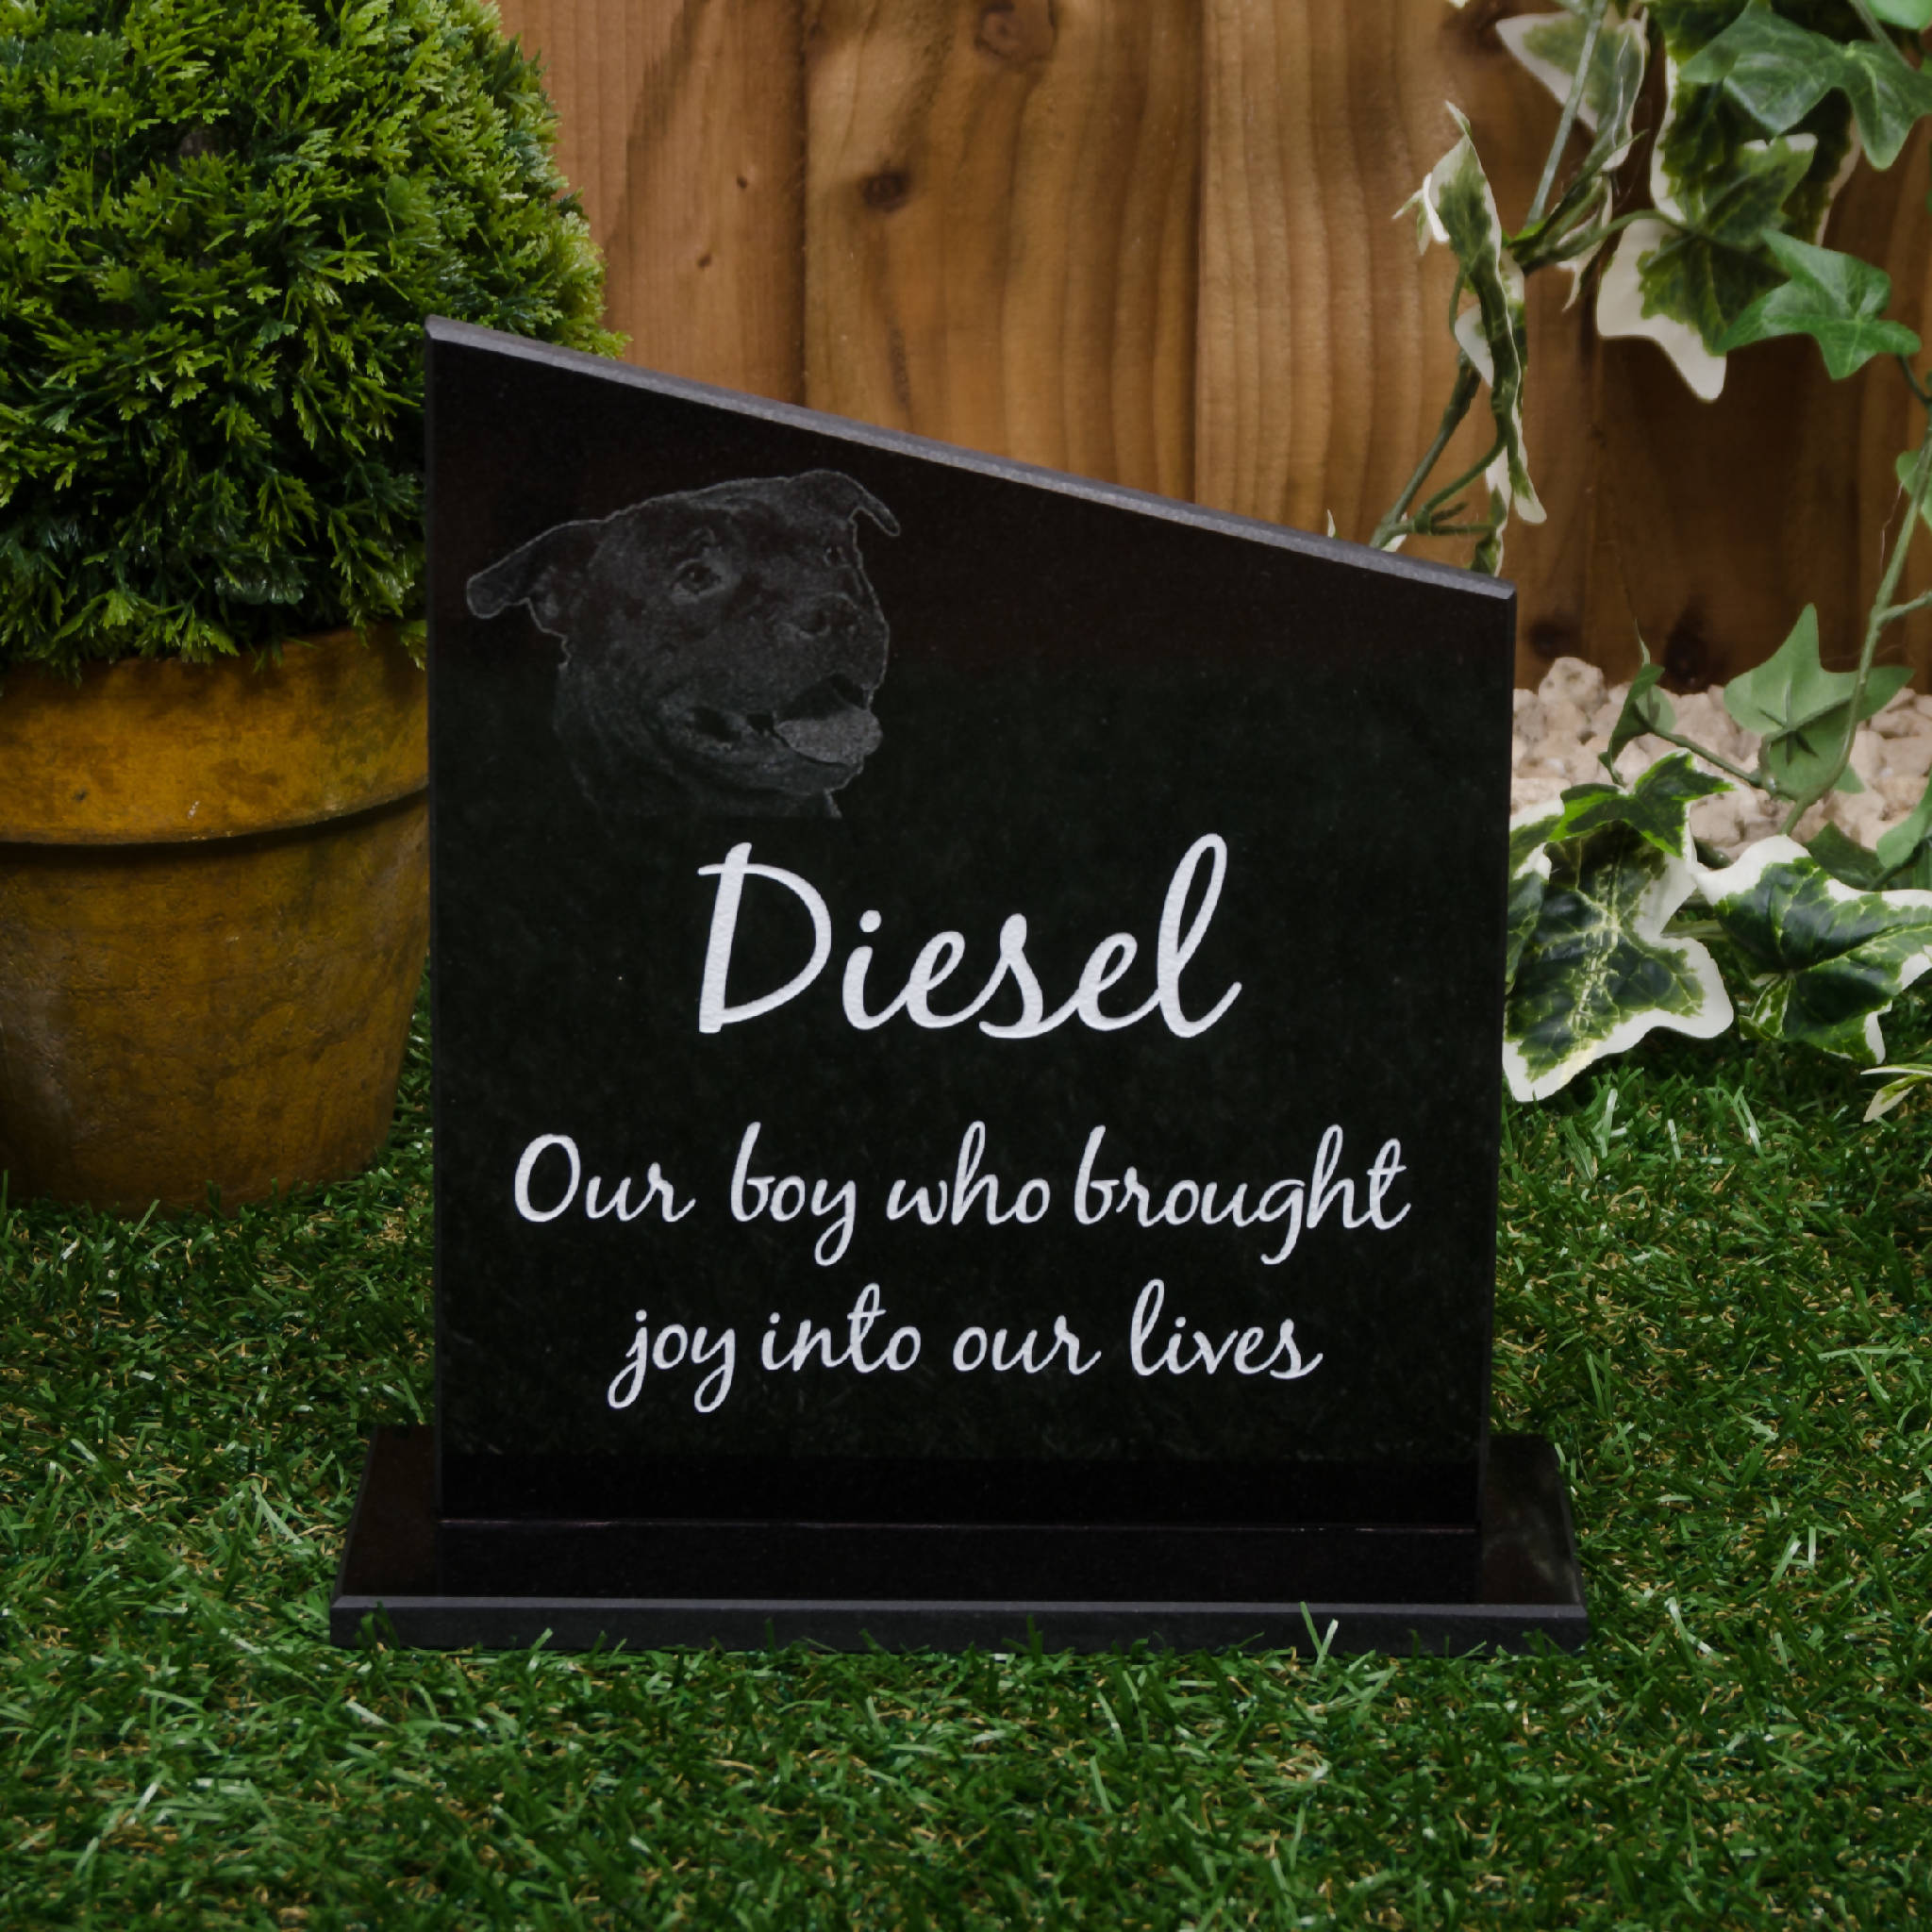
[{"x1": 2, "y1": 990, "x2": 1929, "y2": 1928}]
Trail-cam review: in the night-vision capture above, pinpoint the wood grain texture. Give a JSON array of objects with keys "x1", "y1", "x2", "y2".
[
  {"x1": 495, "y1": 0, "x2": 806, "y2": 401},
  {"x1": 1196, "y1": 1, "x2": 1593, "y2": 685},
  {"x1": 1858, "y1": 122, "x2": 1932, "y2": 692},
  {"x1": 803, "y1": 0, "x2": 1199, "y2": 498},
  {"x1": 1779, "y1": 121, "x2": 1931, "y2": 691},
  {"x1": 1578, "y1": 121, "x2": 1932, "y2": 694},
  {"x1": 504, "y1": 0, "x2": 1931, "y2": 691}
]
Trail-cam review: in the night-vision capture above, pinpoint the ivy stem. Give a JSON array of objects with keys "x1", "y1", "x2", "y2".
[
  {"x1": 1634, "y1": 727, "x2": 1763, "y2": 791},
  {"x1": 1419, "y1": 438, "x2": 1506, "y2": 524},
  {"x1": 1371, "y1": 358, "x2": 1481, "y2": 549},
  {"x1": 1882, "y1": 585, "x2": 1932, "y2": 622},
  {"x1": 1378, "y1": 2, "x2": 1607, "y2": 562},
  {"x1": 1524, "y1": 207, "x2": 1663, "y2": 270},
  {"x1": 1526, "y1": 0, "x2": 1609, "y2": 230},
  {"x1": 1848, "y1": 0, "x2": 1915, "y2": 67},
  {"x1": 1777, "y1": 414, "x2": 1932, "y2": 835}
]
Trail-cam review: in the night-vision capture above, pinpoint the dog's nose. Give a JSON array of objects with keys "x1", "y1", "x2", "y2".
[{"x1": 795, "y1": 594, "x2": 858, "y2": 640}]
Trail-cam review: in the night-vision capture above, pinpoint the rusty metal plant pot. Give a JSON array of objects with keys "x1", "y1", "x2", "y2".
[{"x1": 0, "y1": 631, "x2": 428, "y2": 1212}]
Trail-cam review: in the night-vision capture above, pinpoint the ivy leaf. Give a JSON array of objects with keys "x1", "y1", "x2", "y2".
[
  {"x1": 1545, "y1": 173, "x2": 1620, "y2": 305},
  {"x1": 1721, "y1": 605, "x2": 1910, "y2": 794},
  {"x1": 1470, "y1": 483, "x2": 1510, "y2": 575},
  {"x1": 1805, "y1": 822, "x2": 1896, "y2": 890},
  {"x1": 1501, "y1": 10, "x2": 1650, "y2": 295},
  {"x1": 1407, "y1": 109, "x2": 1545, "y2": 525},
  {"x1": 1507, "y1": 805, "x2": 1564, "y2": 995},
  {"x1": 1656, "y1": 32, "x2": 1826, "y2": 225},
  {"x1": 1894, "y1": 449, "x2": 1932, "y2": 534},
  {"x1": 1597, "y1": 217, "x2": 1732, "y2": 399},
  {"x1": 1764, "y1": 708, "x2": 1880, "y2": 794},
  {"x1": 1875, "y1": 774, "x2": 1932, "y2": 880},
  {"x1": 1832, "y1": 42, "x2": 1932, "y2": 171},
  {"x1": 1870, "y1": 0, "x2": 1932, "y2": 26},
  {"x1": 1630, "y1": 131, "x2": 1819, "y2": 360},
  {"x1": 1698, "y1": 836, "x2": 1932, "y2": 1060},
  {"x1": 1547, "y1": 752, "x2": 1732, "y2": 860},
  {"x1": 1612, "y1": 5, "x2": 1867, "y2": 392},
  {"x1": 1674, "y1": 130, "x2": 1820, "y2": 253},
  {"x1": 1498, "y1": 10, "x2": 1650, "y2": 153},
  {"x1": 1606, "y1": 652, "x2": 1679, "y2": 770},
  {"x1": 1504, "y1": 832, "x2": 1733, "y2": 1103},
  {"x1": 1679, "y1": 3, "x2": 1932, "y2": 168},
  {"x1": 1652, "y1": 5, "x2": 1859, "y2": 240},
  {"x1": 1716, "y1": 231, "x2": 1921, "y2": 378},
  {"x1": 1806, "y1": 817, "x2": 1932, "y2": 894},
  {"x1": 1597, "y1": 134, "x2": 1817, "y2": 395},
  {"x1": 1678, "y1": 7, "x2": 1839, "y2": 138},
  {"x1": 1861, "y1": 1061, "x2": 1932, "y2": 1122}
]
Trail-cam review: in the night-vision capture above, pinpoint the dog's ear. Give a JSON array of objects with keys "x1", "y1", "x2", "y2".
[
  {"x1": 787, "y1": 470, "x2": 900, "y2": 539},
  {"x1": 465, "y1": 521, "x2": 603, "y2": 635}
]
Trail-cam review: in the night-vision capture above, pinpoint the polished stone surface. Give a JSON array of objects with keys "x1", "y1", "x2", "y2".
[
  {"x1": 331, "y1": 1427, "x2": 1587, "y2": 1653},
  {"x1": 426, "y1": 320, "x2": 1516, "y2": 1533}
]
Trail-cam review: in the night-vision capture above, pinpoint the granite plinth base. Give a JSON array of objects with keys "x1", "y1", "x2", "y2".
[{"x1": 329, "y1": 1428, "x2": 1587, "y2": 1654}]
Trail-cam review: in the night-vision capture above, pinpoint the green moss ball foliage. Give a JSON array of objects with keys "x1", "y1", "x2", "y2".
[{"x1": 0, "y1": 0, "x2": 622, "y2": 674}]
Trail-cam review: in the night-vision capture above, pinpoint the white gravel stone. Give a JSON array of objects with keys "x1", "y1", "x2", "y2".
[
  {"x1": 1873, "y1": 690, "x2": 1922, "y2": 736},
  {"x1": 1879, "y1": 729, "x2": 1932, "y2": 780},
  {"x1": 1540, "y1": 696, "x2": 1590, "y2": 743},
  {"x1": 1507, "y1": 656, "x2": 1930, "y2": 858},
  {"x1": 1539, "y1": 658, "x2": 1607, "y2": 713},
  {"x1": 1513, "y1": 771, "x2": 1567, "y2": 812},
  {"x1": 1834, "y1": 791, "x2": 1890, "y2": 844},
  {"x1": 1790, "y1": 800, "x2": 1833, "y2": 843},
  {"x1": 1573, "y1": 733, "x2": 1612, "y2": 781},
  {"x1": 1688, "y1": 793, "x2": 1742, "y2": 848}
]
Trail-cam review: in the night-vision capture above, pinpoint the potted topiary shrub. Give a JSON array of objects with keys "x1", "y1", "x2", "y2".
[{"x1": 0, "y1": 0, "x2": 620, "y2": 1210}]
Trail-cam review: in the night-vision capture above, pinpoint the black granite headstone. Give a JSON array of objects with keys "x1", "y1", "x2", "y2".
[{"x1": 330, "y1": 318, "x2": 1587, "y2": 1652}]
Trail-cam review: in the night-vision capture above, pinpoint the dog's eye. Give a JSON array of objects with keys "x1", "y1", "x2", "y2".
[{"x1": 672, "y1": 558, "x2": 724, "y2": 598}]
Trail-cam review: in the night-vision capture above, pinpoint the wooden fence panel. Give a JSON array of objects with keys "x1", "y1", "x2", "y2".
[
  {"x1": 505, "y1": 0, "x2": 1932, "y2": 690},
  {"x1": 1581, "y1": 130, "x2": 1932, "y2": 692},
  {"x1": 1848, "y1": 133, "x2": 1932, "y2": 691},
  {"x1": 802, "y1": 0, "x2": 1199, "y2": 498},
  {"x1": 495, "y1": 0, "x2": 807, "y2": 403},
  {"x1": 1195, "y1": 1, "x2": 1593, "y2": 688}
]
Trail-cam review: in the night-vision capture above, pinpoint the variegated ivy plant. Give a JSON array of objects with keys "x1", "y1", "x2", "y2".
[{"x1": 1404, "y1": 0, "x2": 1932, "y2": 1108}]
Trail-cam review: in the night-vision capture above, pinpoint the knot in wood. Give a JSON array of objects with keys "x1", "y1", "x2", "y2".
[
  {"x1": 859, "y1": 170, "x2": 911, "y2": 212},
  {"x1": 976, "y1": 0, "x2": 1056, "y2": 65},
  {"x1": 1664, "y1": 608, "x2": 1713, "y2": 691},
  {"x1": 1446, "y1": 0, "x2": 1514, "y2": 51},
  {"x1": 1529, "y1": 618, "x2": 1579, "y2": 664}
]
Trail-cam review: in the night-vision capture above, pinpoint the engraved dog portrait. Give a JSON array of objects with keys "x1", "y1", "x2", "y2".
[{"x1": 465, "y1": 471, "x2": 899, "y2": 817}]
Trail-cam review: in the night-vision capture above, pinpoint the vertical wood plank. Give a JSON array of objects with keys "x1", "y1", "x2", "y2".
[
  {"x1": 1196, "y1": 1, "x2": 1594, "y2": 687},
  {"x1": 1511, "y1": 256, "x2": 1602, "y2": 683},
  {"x1": 495, "y1": 0, "x2": 807, "y2": 402},
  {"x1": 803, "y1": 0, "x2": 1200, "y2": 499},
  {"x1": 1582, "y1": 342, "x2": 1811, "y2": 691},
  {"x1": 501, "y1": 0, "x2": 1925, "y2": 691},
  {"x1": 1581, "y1": 125, "x2": 1932, "y2": 694},
  {"x1": 1805, "y1": 125, "x2": 1931, "y2": 691},
  {"x1": 1864, "y1": 124, "x2": 1932, "y2": 692}
]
